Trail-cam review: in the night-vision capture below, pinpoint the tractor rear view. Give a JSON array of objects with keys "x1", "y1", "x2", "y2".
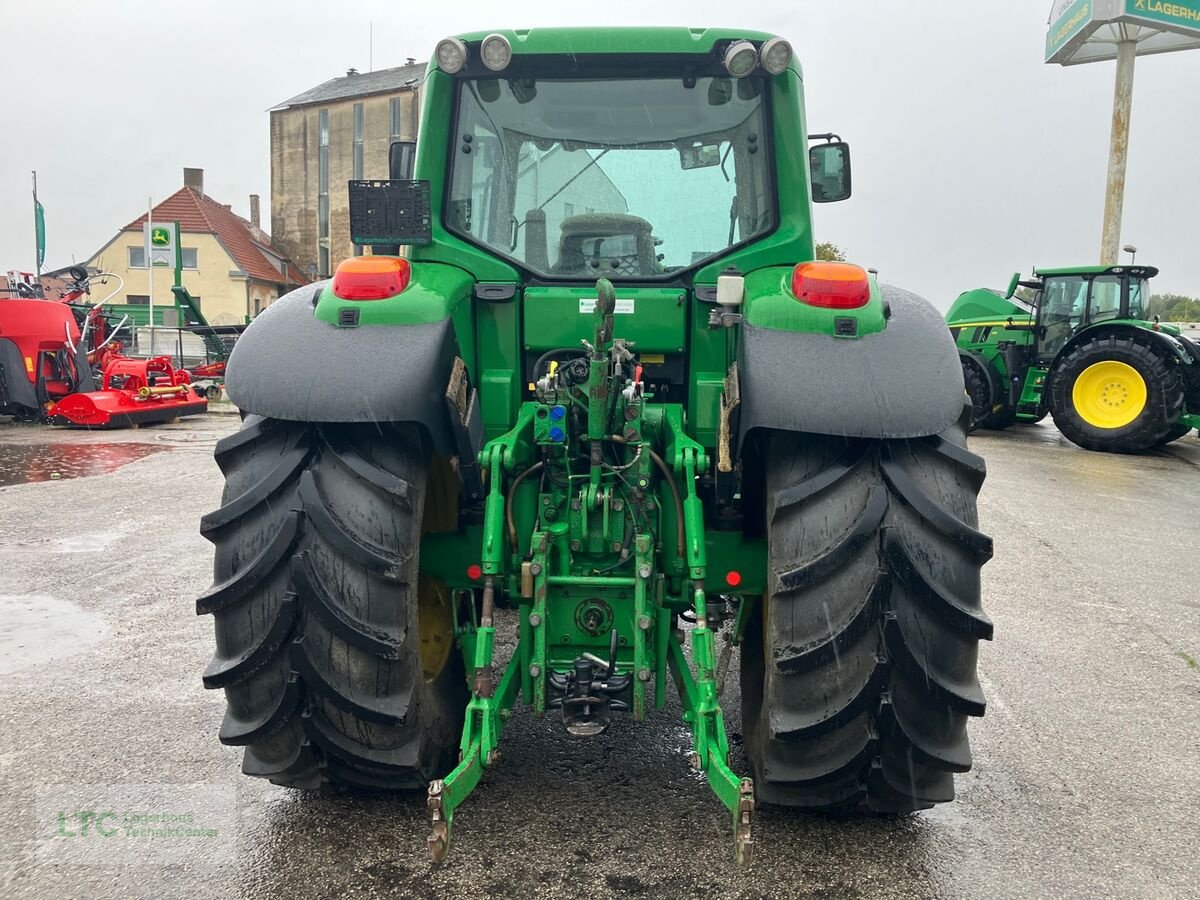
[
  {"x1": 948, "y1": 266, "x2": 1200, "y2": 452},
  {"x1": 198, "y1": 28, "x2": 993, "y2": 864}
]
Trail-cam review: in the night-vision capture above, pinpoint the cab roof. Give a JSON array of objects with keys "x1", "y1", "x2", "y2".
[{"x1": 1033, "y1": 264, "x2": 1159, "y2": 278}]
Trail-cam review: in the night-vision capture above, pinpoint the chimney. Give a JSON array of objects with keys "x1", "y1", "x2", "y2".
[
  {"x1": 249, "y1": 194, "x2": 261, "y2": 230},
  {"x1": 346, "y1": 67, "x2": 358, "y2": 76},
  {"x1": 184, "y1": 167, "x2": 204, "y2": 194},
  {"x1": 406, "y1": 57, "x2": 416, "y2": 65}
]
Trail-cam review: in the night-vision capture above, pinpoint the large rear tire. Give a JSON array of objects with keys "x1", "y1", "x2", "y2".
[
  {"x1": 742, "y1": 409, "x2": 993, "y2": 811},
  {"x1": 1049, "y1": 336, "x2": 1185, "y2": 453},
  {"x1": 198, "y1": 416, "x2": 467, "y2": 789}
]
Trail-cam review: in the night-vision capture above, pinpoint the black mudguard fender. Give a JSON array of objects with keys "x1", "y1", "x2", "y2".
[
  {"x1": 0, "y1": 338, "x2": 38, "y2": 411},
  {"x1": 738, "y1": 284, "x2": 965, "y2": 442},
  {"x1": 224, "y1": 284, "x2": 460, "y2": 452},
  {"x1": 1057, "y1": 322, "x2": 1193, "y2": 367}
]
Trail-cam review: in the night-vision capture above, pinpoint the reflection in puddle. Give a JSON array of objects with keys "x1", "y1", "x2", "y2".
[{"x1": 0, "y1": 442, "x2": 167, "y2": 486}]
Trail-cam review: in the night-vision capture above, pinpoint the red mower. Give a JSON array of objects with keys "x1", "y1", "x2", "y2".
[
  {"x1": 48, "y1": 355, "x2": 207, "y2": 428},
  {"x1": 0, "y1": 268, "x2": 207, "y2": 427}
]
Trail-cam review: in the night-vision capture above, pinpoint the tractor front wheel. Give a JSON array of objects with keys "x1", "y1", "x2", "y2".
[
  {"x1": 961, "y1": 356, "x2": 1014, "y2": 431},
  {"x1": 197, "y1": 416, "x2": 467, "y2": 789},
  {"x1": 742, "y1": 409, "x2": 993, "y2": 812},
  {"x1": 1049, "y1": 336, "x2": 1185, "y2": 453}
]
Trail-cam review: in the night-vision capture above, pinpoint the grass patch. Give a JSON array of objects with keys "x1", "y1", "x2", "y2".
[{"x1": 1178, "y1": 651, "x2": 1198, "y2": 669}]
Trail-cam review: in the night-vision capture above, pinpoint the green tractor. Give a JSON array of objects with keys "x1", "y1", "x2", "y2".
[
  {"x1": 947, "y1": 265, "x2": 1200, "y2": 452},
  {"x1": 199, "y1": 28, "x2": 993, "y2": 863}
]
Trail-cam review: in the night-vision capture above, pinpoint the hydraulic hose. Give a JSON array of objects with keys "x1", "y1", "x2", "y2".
[
  {"x1": 609, "y1": 435, "x2": 685, "y2": 560},
  {"x1": 505, "y1": 461, "x2": 545, "y2": 550}
]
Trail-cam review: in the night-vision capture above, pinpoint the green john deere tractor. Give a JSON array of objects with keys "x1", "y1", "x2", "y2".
[
  {"x1": 199, "y1": 28, "x2": 993, "y2": 864},
  {"x1": 947, "y1": 265, "x2": 1200, "y2": 452}
]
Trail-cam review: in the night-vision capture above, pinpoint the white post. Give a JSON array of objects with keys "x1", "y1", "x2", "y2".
[
  {"x1": 1100, "y1": 40, "x2": 1136, "y2": 265},
  {"x1": 147, "y1": 196, "x2": 154, "y2": 355}
]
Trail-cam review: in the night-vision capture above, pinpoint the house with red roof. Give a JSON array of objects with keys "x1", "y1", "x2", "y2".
[{"x1": 86, "y1": 168, "x2": 307, "y2": 326}]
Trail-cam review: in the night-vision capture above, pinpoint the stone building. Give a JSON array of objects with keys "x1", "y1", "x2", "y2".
[
  {"x1": 86, "y1": 168, "x2": 307, "y2": 326},
  {"x1": 269, "y1": 62, "x2": 425, "y2": 279}
]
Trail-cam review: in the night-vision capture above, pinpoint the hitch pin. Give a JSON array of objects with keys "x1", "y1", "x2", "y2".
[
  {"x1": 582, "y1": 629, "x2": 619, "y2": 676},
  {"x1": 581, "y1": 652, "x2": 610, "y2": 672}
]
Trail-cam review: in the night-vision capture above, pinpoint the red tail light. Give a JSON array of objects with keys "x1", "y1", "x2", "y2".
[
  {"x1": 790, "y1": 261, "x2": 870, "y2": 309},
  {"x1": 331, "y1": 257, "x2": 411, "y2": 301}
]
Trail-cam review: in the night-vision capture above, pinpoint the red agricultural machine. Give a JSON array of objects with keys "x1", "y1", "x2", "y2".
[
  {"x1": 49, "y1": 355, "x2": 206, "y2": 428},
  {"x1": 0, "y1": 268, "x2": 208, "y2": 427}
]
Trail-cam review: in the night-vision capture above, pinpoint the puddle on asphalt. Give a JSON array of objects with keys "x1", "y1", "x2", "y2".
[
  {"x1": 0, "y1": 442, "x2": 167, "y2": 486},
  {"x1": 0, "y1": 595, "x2": 110, "y2": 676}
]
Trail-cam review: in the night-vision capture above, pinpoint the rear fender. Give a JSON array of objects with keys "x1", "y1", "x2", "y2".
[
  {"x1": 0, "y1": 338, "x2": 38, "y2": 411},
  {"x1": 1056, "y1": 323, "x2": 1194, "y2": 368},
  {"x1": 737, "y1": 283, "x2": 965, "y2": 442},
  {"x1": 224, "y1": 271, "x2": 473, "y2": 453}
]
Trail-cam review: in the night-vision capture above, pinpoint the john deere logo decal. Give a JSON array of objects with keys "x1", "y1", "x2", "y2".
[{"x1": 151, "y1": 227, "x2": 171, "y2": 246}]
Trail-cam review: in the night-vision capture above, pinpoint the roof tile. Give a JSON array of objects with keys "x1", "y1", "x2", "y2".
[
  {"x1": 271, "y1": 62, "x2": 426, "y2": 110},
  {"x1": 123, "y1": 188, "x2": 307, "y2": 286}
]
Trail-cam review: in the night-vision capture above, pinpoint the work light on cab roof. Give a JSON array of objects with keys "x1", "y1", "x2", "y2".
[
  {"x1": 435, "y1": 37, "x2": 468, "y2": 73},
  {"x1": 722, "y1": 40, "x2": 758, "y2": 77},
  {"x1": 758, "y1": 37, "x2": 792, "y2": 75},
  {"x1": 480, "y1": 33, "x2": 513, "y2": 71}
]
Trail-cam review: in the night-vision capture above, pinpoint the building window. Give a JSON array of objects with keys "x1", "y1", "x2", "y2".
[
  {"x1": 319, "y1": 108, "x2": 330, "y2": 277},
  {"x1": 126, "y1": 294, "x2": 149, "y2": 305},
  {"x1": 351, "y1": 103, "x2": 366, "y2": 258},
  {"x1": 390, "y1": 97, "x2": 402, "y2": 139},
  {"x1": 129, "y1": 245, "x2": 197, "y2": 268},
  {"x1": 353, "y1": 103, "x2": 365, "y2": 180}
]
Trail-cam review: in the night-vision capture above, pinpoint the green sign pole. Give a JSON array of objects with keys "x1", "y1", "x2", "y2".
[
  {"x1": 32, "y1": 171, "x2": 45, "y2": 279},
  {"x1": 174, "y1": 221, "x2": 184, "y2": 368},
  {"x1": 173, "y1": 221, "x2": 183, "y2": 288}
]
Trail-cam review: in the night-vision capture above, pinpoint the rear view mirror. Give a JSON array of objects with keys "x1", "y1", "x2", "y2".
[
  {"x1": 679, "y1": 143, "x2": 721, "y2": 170},
  {"x1": 1004, "y1": 272, "x2": 1021, "y2": 299},
  {"x1": 809, "y1": 140, "x2": 851, "y2": 203},
  {"x1": 389, "y1": 141, "x2": 416, "y2": 180}
]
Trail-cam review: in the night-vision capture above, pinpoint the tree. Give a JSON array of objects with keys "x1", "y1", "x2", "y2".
[
  {"x1": 815, "y1": 241, "x2": 846, "y2": 262},
  {"x1": 1147, "y1": 293, "x2": 1200, "y2": 322}
]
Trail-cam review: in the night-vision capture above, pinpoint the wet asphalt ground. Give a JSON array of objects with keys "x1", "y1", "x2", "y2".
[{"x1": 0, "y1": 415, "x2": 1197, "y2": 899}]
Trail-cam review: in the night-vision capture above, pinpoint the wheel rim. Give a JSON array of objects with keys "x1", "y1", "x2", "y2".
[
  {"x1": 417, "y1": 575, "x2": 454, "y2": 682},
  {"x1": 1071, "y1": 360, "x2": 1147, "y2": 429}
]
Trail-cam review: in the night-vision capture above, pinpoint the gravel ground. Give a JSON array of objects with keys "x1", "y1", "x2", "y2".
[{"x1": 0, "y1": 415, "x2": 1197, "y2": 899}]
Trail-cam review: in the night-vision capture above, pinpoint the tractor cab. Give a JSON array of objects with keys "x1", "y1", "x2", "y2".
[
  {"x1": 1030, "y1": 265, "x2": 1158, "y2": 362},
  {"x1": 948, "y1": 263, "x2": 1200, "y2": 451}
]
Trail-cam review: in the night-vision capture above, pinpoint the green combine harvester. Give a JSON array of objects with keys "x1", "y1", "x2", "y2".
[
  {"x1": 199, "y1": 28, "x2": 993, "y2": 863},
  {"x1": 947, "y1": 265, "x2": 1200, "y2": 452}
]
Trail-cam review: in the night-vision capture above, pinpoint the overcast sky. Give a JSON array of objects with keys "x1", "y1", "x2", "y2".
[{"x1": 3, "y1": 0, "x2": 1199, "y2": 307}]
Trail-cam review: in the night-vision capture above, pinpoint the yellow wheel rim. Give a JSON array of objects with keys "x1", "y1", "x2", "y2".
[
  {"x1": 417, "y1": 575, "x2": 453, "y2": 682},
  {"x1": 1072, "y1": 360, "x2": 1147, "y2": 429}
]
